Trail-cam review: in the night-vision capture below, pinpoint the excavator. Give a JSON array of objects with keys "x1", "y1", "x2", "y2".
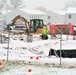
[{"x1": 8, "y1": 15, "x2": 45, "y2": 35}]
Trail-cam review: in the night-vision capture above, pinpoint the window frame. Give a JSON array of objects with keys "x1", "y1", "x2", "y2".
[{"x1": 68, "y1": 15, "x2": 71, "y2": 19}]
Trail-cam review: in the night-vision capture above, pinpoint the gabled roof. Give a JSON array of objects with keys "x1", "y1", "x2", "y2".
[
  {"x1": 20, "y1": 9, "x2": 46, "y2": 15},
  {"x1": 66, "y1": 7, "x2": 76, "y2": 14},
  {"x1": 1, "y1": 9, "x2": 46, "y2": 15},
  {"x1": 52, "y1": 10, "x2": 66, "y2": 15},
  {"x1": 2, "y1": 9, "x2": 46, "y2": 15}
]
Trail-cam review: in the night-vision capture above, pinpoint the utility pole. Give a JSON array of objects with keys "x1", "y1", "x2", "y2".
[
  {"x1": 60, "y1": 27, "x2": 62, "y2": 65},
  {"x1": 7, "y1": 24, "x2": 10, "y2": 61},
  {"x1": 5, "y1": 2, "x2": 10, "y2": 62}
]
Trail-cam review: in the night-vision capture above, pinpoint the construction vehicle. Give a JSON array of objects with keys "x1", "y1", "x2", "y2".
[
  {"x1": 30, "y1": 19, "x2": 44, "y2": 34},
  {"x1": 8, "y1": 15, "x2": 45, "y2": 34}
]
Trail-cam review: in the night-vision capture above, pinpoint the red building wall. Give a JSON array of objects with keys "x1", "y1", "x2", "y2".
[
  {"x1": 68, "y1": 25, "x2": 74, "y2": 35},
  {"x1": 49, "y1": 24, "x2": 74, "y2": 35},
  {"x1": 49, "y1": 25, "x2": 56, "y2": 35}
]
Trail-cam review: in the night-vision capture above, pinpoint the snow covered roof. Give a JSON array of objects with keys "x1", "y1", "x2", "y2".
[
  {"x1": 1, "y1": 9, "x2": 46, "y2": 15},
  {"x1": 52, "y1": 10, "x2": 66, "y2": 15},
  {"x1": 20, "y1": 9, "x2": 46, "y2": 15},
  {"x1": 66, "y1": 7, "x2": 76, "y2": 14}
]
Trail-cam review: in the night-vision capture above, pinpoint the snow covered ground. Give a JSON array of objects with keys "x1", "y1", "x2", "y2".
[
  {"x1": 0, "y1": 33, "x2": 76, "y2": 75},
  {"x1": 0, "y1": 63, "x2": 76, "y2": 75}
]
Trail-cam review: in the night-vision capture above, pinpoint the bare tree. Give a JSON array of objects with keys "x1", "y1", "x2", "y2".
[
  {"x1": 9, "y1": 0, "x2": 25, "y2": 9},
  {"x1": 64, "y1": 0, "x2": 76, "y2": 10},
  {"x1": 0, "y1": 0, "x2": 6, "y2": 13}
]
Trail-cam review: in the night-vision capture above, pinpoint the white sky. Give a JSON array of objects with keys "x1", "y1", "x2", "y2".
[{"x1": 23, "y1": 0, "x2": 69, "y2": 10}]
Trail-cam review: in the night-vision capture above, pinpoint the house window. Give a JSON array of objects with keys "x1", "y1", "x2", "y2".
[
  {"x1": 48, "y1": 16, "x2": 50, "y2": 19},
  {"x1": 38, "y1": 15, "x2": 39, "y2": 19},
  {"x1": 30, "y1": 15, "x2": 33, "y2": 19},
  {"x1": 32, "y1": 15, "x2": 33, "y2": 19},
  {"x1": 34, "y1": 15, "x2": 35, "y2": 19},
  {"x1": 30, "y1": 15, "x2": 31, "y2": 19},
  {"x1": 35, "y1": 15, "x2": 37, "y2": 19},
  {"x1": 68, "y1": 15, "x2": 71, "y2": 19}
]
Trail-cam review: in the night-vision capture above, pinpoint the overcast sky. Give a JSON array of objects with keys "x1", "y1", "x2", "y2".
[{"x1": 23, "y1": 0, "x2": 69, "y2": 10}]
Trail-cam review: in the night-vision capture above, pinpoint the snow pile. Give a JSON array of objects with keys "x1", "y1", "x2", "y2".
[
  {"x1": 0, "y1": 34, "x2": 76, "y2": 75},
  {"x1": 0, "y1": 34, "x2": 76, "y2": 64}
]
